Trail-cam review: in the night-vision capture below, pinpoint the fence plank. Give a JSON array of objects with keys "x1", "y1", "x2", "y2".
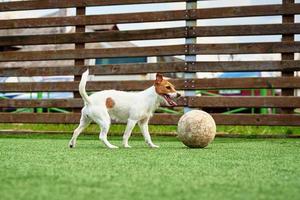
[
  {"x1": 2, "y1": 23, "x2": 300, "y2": 46},
  {"x1": 0, "y1": 77, "x2": 299, "y2": 92},
  {"x1": 1, "y1": 42, "x2": 299, "y2": 62},
  {"x1": 194, "y1": 4, "x2": 300, "y2": 19},
  {"x1": 0, "y1": 27, "x2": 186, "y2": 46},
  {"x1": 0, "y1": 62, "x2": 187, "y2": 76},
  {"x1": 0, "y1": 0, "x2": 185, "y2": 12},
  {"x1": 0, "y1": 10, "x2": 187, "y2": 29},
  {"x1": 188, "y1": 96, "x2": 300, "y2": 108},
  {"x1": 1, "y1": 61, "x2": 300, "y2": 77},
  {"x1": 192, "y1": 42, "x2": 300, "y2": 54},
  {"x1": 0, "y1": 45, "x2": 186, "y2": 62},
  {"x1": 1, "y1": 4, "x2": 299, "y2": 29},
  {"x1": 1, "y1": 97, "x2": 300, "y2": 108},
  {"x1": 0, "y1": 113, "x2": 299, "y2": 126},
  {"x1": 192, "y1": 23, "x2": 300, "y2": 37}
]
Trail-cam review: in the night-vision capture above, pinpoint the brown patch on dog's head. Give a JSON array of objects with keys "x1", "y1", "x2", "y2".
[
  {"x1": 105, "y1": 97, "x2": 115, "y2": 109},
  {"x1": 154, "y1": 73, "x2": 179, "y2": 106},
  {"x1": 154, "y1": 73, "x2": 176, "y2": 95}
]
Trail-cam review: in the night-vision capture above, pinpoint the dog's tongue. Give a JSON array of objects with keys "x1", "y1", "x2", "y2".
[{"x1": 163, "y1": 94, "x2": 177, "y2": 106}]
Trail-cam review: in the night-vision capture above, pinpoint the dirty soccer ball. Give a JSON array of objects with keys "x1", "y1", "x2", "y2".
[{"x1": 177, "y1": 110, "x2": 216, "y2": 148}]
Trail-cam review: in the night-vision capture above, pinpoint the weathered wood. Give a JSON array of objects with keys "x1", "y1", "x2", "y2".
[
  {"x1": 1, "y1": 23, "x2": 300, "y2": 46},
  {"x1": 194, "y1": 3, "x2": 300, "y2": 19},
  {"x1": 1, "y1": 97, "x2": 300, "y2": 108},
  {"x1": 189, "y1": 77, "x2": 300, "y2": 90},
  {"x1": 192, "y1": 42, "x2": 300, "y2": 54},
  {"x1": 1, "y1": 61, "x2": 300, "y2": 77},
  {"x1": 0, "y1": 113, "x2": 299, "y2": 126},
  {"x1": 0, "y1": 27, "x2": 186, "y2": 46},
  {"x1": 211, "y1": 114, "x2": 300, "y2": 126},
  {"x1": 0, "y1": 99, "x2": 83, "y2": 108},
  {"x1": 188, "y1": 61, "x2": 300, "y2": 72},
  {"x1": 0, "y1": 45, "x2": 186, "y2": 61},
  {"x1": 188, "y1": 96, "x2": 300, "y2": 108},
  {"x1": 1, "y1": 4, "x2": 299, "y2": 29},
  {"x1": 0, "y1": 77, "x2": 299, "y2": 92},
  {"x1": 0, "y1": 0, "x2": 186, "y2": 12},
  {"x1": 0, "y1": 62, "x2": 187, "y2": 76},
  {"x1": 74, "y1": 6, "x2": 86, "y2": 103},
  {"x1": 191, "y1": 23, "x2": 300, "y2": 37},
  {"x1": 1, "y1": 42, "x2": 299, "y2": 62},
  {"x1": 281, "y1": 0, "x2": 295, "y2": 114},
  {"x1": 0, "y1": 10, "x2": 187, "y2": 29}
]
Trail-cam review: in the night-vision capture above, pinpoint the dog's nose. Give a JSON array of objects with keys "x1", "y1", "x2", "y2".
[{"x1": 176, "y1": 93, "x2": 181, "y2": 98}]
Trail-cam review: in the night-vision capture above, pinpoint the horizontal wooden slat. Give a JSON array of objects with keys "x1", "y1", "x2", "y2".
[
  {"x1": 1, "y1": 97, "x2": 300, "y2": 108},
  {"x1": 0, "y1": 113, "x2": 299, "y2": 126},
  {"x1": 192, "y1": 42, "x2": 300, "y2": 54},
  {"x1": 188, "y1": 96, "x2": 300, "y2": 108},
  {"x1": 0, "y1": 77, "x2": 299, "y2": 92},
  {"x1": 1, "y1": 42, "x2": 299, "y2": 62},
  {"x1": 194, "y1": 4, "x2": 300, "y2": 19},
  {"x1": 0, "y1": 45, "x2": 186, "y2": 62},
  {"x1": 0, "y1": 10, "x2": 187, "y2": 29},
  {"x1": 0, "y1": 99, "x2": 83, "y2": 108},
  {"x1": 192, "y1": 23, "x2": 300, "y2": 37},
  {"x1": 1, "y1": 4, "x2": 299, "y2": 29},
  {"x1": 0, "y1": 27, "x2": 187, "y2": 46},
  {"x1": 211, "y1": 114, "x2": 300, "y2": 126},
  {"x1": 1, "y1": 61, "x2": 300, "y2": 77},
  {"x1": 0, "y1": 62, "x2": 187, "y2": 76},
  {"x1": 0, "y1": 0, "x2": 185, "y2": 12},
  {"x1": 2, "y1": 23, "x2": 300, "y2": 47},
  {"x1": 188, "y1": 61, "x2": 300, "y2": 72}
]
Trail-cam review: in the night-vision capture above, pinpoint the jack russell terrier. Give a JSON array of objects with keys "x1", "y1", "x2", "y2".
[{"x1": 69, "y1": 70, "x2": 180, "y2": 149}]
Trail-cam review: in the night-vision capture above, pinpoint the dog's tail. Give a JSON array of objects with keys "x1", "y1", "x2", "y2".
[{"x1": 79, "y1": 69, "x2": 91, "y2": 105}]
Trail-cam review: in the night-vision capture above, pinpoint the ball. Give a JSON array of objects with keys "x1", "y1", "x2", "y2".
[{"x1": 177, "y1": 110, "x2": 216, "y2": 148}]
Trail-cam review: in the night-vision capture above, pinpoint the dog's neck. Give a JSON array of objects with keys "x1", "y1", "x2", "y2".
[{"x1": 140, "y1": 86, "x2": 162, "y2": 112}]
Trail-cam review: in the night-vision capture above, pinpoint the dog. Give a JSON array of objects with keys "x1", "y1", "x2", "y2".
[{"x1": 69, "y1": 70, "x2": 181, "y2": 149}]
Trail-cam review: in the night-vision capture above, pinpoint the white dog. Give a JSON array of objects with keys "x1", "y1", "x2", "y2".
[{"x1": 69, "y1": 70, "x2": 180, "y2": 149}]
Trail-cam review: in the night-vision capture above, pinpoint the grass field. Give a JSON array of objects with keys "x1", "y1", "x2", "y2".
[{"x1": 0, "y1": 134, "x2": 299, "y2": 200}]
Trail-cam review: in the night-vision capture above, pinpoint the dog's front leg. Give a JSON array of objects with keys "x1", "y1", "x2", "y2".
[
  {"x1": 138, "y1": 118, "x2": 159, "y2": 148},
  {"x1": 122, "y1": 119, "x2": 137, "y2": 148}
]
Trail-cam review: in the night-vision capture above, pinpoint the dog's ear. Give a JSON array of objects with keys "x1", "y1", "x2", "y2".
[{"x1": 155, "y1": 73, "x2": 163, "y2": 84}]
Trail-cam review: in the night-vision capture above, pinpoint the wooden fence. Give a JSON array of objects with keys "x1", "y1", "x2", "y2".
[{"x1": 0, "y1": 0, "x2": 300, "y2": 126}]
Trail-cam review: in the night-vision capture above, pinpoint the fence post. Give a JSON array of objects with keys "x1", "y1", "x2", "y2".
[
  {"x1": 74, "y1": 6, "x2": 86, "y2": 112},
  {"x1": 281, "y1": 0, "x2": 295, "y2": 114},
  {"x1": 184, "y1": 0, "x2": 197, "y2": 113}
]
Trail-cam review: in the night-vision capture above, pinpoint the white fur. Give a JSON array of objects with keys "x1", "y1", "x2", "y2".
[{"x1": 69, "y1": 69, "x2": 168, "y2": 149}]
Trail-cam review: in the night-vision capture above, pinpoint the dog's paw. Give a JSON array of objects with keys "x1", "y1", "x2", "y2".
[
  {"x1": 124, "y1": 144, "x2": 132, "y2": 148},
  {"x1": 150, "y1": 144, "x2": 159, "y2": 148},
  {"x1": 69, "y1": 141, "x2": 75, "y2": 148},
  {"x1": 108, "y1": 145, "x2": 119, "y2": 149}
]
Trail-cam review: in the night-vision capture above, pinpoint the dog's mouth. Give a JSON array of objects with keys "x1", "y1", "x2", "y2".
[{"x1": 161, "y1": 94, "x2": 177, "y2": 106}]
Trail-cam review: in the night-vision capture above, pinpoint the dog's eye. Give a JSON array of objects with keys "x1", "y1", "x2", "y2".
[{"x1": 166, "y1": 86, "x2": 171, "y2": 90}]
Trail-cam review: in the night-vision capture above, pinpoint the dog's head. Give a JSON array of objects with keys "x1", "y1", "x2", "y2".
[{"x1": 154, "y1": 73, "x2": 181, "y2": 106}]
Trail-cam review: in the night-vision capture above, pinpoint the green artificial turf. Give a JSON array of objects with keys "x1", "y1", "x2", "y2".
[{"x1": 0, "y1": 134, "x2": 300, "y2": 200}]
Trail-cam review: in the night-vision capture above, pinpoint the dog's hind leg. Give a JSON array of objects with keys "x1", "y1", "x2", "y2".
[
  {"x1": 93, "y1": 109, "x2": 118, "y2": 149},
  {"x1": 69, "y1": 114, "x2": 91, "y2": 148}
]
